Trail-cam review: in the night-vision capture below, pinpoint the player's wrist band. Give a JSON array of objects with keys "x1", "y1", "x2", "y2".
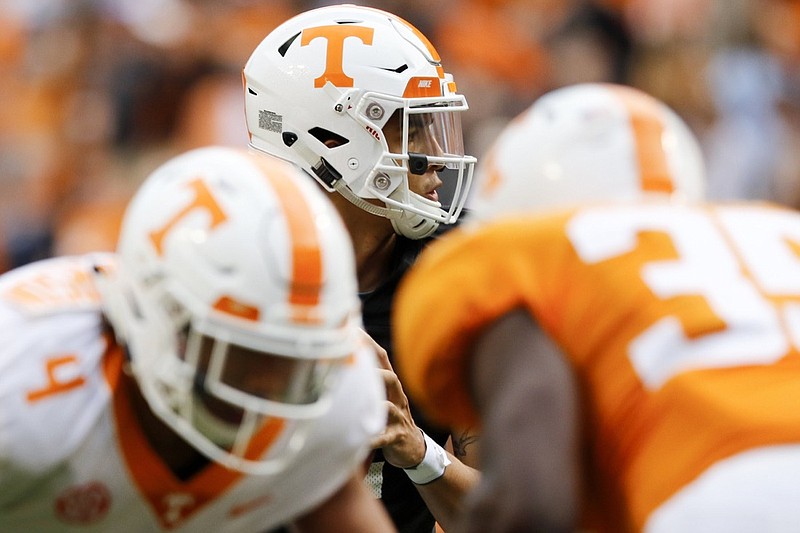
[{"x1": 403, "y1": 430, "x2": 452, "y2": 485}]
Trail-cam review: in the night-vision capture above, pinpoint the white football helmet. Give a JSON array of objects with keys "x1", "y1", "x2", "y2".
[
  {"x1": 469, "y1": 83, "x2": 706, "y2": 221},
  {"x1": 98, "y1": 146, "x2": 362, "y2": 475},
  {"x1": 243, "y1": 4, "x2": 476, "y2": 239}
]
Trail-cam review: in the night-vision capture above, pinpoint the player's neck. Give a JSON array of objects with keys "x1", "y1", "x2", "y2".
[
  {"x1": 355, "y1": 229, "x2": 396, "y2": 293},
  {"x1": 330, "y1": 194, "x2": 397, "y2": 293},
  {"x1": 125, "y1": 373, "x2": 210, "y2": 480}
]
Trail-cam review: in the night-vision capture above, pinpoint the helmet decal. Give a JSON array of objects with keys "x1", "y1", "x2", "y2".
[
  {"x1": 253, "y1": 155, "x2": 323, "y2": 317},
  {"x1": 300, "y1": 25, "x2": 375, "y2": 88},
  {"x1": 212, "y1": 296, "x2": 260, "y2": 321},
  {"x1": 609, "y1": 84, "x2": 675, "y2": 195},
  {"x1": 390, "y1": 17, "x2": 445, "y2": 78},
  {"x1": 148, "y1": 178, "x2": 227, "y2": 256},
  {"x1": 402, "y1": 77, "x2": 443, "y2": 98}
]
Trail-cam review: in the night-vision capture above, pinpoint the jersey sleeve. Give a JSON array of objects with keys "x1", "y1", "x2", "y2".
[{"x1": 0, "y1": 256, "x2": 111, "y2": 484}]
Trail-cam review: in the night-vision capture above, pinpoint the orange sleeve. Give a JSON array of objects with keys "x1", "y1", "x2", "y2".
[{"x1": 393, "y1": 219, "x2": 556, "y2": 429}]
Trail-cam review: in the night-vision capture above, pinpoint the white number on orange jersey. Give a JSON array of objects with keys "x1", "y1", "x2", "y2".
[{"x1": 567, "y1": 205, "x2": 800, "y2": 389}]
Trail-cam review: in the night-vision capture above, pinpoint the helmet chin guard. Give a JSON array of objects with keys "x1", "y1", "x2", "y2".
[{"x1": 388, "y1": 189, "x2": 442, "y2": 239}]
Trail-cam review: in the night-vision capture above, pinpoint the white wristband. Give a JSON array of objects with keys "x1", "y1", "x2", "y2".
[{"x1": 403, "y1": 431, "x2": 451, "y2": 485}]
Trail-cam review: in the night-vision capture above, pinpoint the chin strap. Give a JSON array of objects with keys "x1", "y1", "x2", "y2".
[
  {"x1": 284, "y1": 134, "x2": 440, "y2": 240},
  {"x1": 334, "y1": 180, "x2": 396, "y2": 218},
  {"x1": 334, "y1": 180, "x2": 440, "y2": 239}
]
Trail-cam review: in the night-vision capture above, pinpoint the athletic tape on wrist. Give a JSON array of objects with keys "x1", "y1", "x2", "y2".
[{"x1": 403, "y1": 431, "x2": 451, "y2": 485}]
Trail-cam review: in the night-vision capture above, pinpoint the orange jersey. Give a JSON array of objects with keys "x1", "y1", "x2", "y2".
[{"x1": 394, "y1": 201, "x2": 800, "y2": 531}]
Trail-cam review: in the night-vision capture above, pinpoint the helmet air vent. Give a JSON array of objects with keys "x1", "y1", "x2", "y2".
[
  {"x1": 278, "y1": 32, "x2": 300, "y2": 57},
  {"x1": 309, "y1": 127, "x2": 349, "y2": 148},
  {"x1": 377, "y1": 64, "x2": 409, "y2": 74}
]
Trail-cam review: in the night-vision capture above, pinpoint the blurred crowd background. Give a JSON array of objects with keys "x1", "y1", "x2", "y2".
[{"x1": 1, "y1": 0, "x2": 800, "y2": 273}]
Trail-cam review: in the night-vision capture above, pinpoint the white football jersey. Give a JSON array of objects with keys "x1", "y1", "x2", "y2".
[{"x1": 0, "y1": 255, "x2": 386, "y2": 532}]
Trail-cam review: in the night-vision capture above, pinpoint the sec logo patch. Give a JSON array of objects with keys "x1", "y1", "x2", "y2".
[{"x1": 55, "y1": 481, "x2": 111, "y2": 525}]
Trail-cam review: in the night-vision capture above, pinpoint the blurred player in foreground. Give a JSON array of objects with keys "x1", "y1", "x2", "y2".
[
  {"x1": 0, "y1": 146, "x2": 394, "y2": 532},
  {"x1": 395, "y1": 82, "x2": 800, "y2": 532}
]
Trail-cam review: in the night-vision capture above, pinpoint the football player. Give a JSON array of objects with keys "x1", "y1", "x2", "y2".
[
  {"x1": 0, "y1": 146, "x2": 394, "y2": 532},
  {"x1": 395, "y1": 83, "x2": 800, "y2": 532},
  {"x1": 243, "y1": 5, "x2": 480, "y2": 533}
]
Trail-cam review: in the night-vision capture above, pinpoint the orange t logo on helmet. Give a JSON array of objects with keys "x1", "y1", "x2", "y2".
[
  {"x1": 301, "y1": 25, "x2": 375, "y2": 88},
  {"x1": 148, "y1": 178, "x2": 227, "y2": 256}
]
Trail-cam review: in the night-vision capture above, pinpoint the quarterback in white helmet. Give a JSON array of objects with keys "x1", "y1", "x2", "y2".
[
  {"x1": 243, "y1": 4, "x2": 476, "y2": 240},
  {"x1": 244, "y1": 6, "x2": 482, "y2": 533},
  {"x1": 0, "y1": 146, "x2": 392, "y2": 532}
]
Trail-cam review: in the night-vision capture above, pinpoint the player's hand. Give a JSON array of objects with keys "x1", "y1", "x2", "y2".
[{"x1": 361, "y1": 331, "x2": 426, "y2": 469}]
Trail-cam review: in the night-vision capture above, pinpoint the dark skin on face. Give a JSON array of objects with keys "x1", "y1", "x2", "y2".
[
  {"x1": 190, "y1": 337, "x2": 331, "y2": 424},
  {"x1": 124, "y1": 355, "x2": 396, "y2": 532},
  {"x1": 127, "y1": 333, "x2": 318, "y2": 477}
]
